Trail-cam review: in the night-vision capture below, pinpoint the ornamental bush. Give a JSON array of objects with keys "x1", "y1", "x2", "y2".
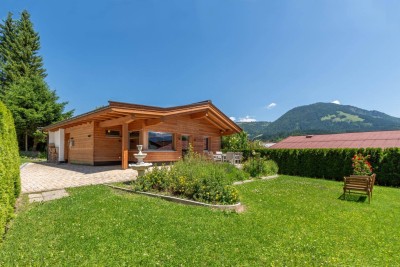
[
  {"x1": 231, "y1": 148, "x2": 400, "y2": 186},
  {"x1": 0, "y1": 101, "x2": 20, "y2": 242},
  {"x1": 243, "y1": 155, "x2": 279, "y2": 178},
  {"x1": 133, "y1": 152, "x2": 246, "y2": 204}
]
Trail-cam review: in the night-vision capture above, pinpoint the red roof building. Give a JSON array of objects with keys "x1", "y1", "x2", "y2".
[{"x1": 270, "y1": 130, "x2": 400, "y2": 149}]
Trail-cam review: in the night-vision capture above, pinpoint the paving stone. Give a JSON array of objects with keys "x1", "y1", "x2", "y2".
[
  {"x1": 29, "y1": 194, "x2": 42, "y2": 198},
  {"x1": 29, "y1": 197, "x2": 43, "y2": 203},
  {"x1": 22, "y1": 163, "x2": 137, "y2": 193}
]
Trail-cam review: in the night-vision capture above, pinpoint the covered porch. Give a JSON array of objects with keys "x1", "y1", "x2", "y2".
[{"x1": 44, "y1": 100, "x2": 241, "y2": 169}]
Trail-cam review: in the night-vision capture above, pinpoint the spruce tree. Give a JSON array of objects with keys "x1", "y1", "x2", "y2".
[
  {"x1": 0, "y1": 10, "x2": 46, "y2": 98},
  {"x1": 0, "y1": 12, "x2": 17, "y2": 97},
  {"x1": 3, "y1": 76, "x2": 72, "y2": 151},
  {"x1": 0, "y1": 10, "x2": 73, "y2": 151},
  {"x1": 14, "y1": 10, "x2": 47, "y2": 79}
]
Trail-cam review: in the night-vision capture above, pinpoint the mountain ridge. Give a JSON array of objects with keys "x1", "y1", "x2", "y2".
[{"x1": 237, "y1": 102, "x2": 400, "y2": 141}]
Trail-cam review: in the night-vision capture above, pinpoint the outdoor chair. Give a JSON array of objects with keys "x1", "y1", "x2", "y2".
[
  {"x1": 225, "y1": 152, "x2": 235, "y2": 164},
  {"x1": 213, "y1": 154, "x2": 222, "y2": 162},
  {"x1": 234, "y1": 152, "x2": 243, "y2": 164}
]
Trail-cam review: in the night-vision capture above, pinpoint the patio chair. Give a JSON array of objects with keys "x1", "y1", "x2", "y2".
[
  {"x1": 234, "y1": 152, "x2": 243, "y2": 164},
  {"x1": 225, "y1": 152, "x2": 235, "y2": 164},
  {"x1": 213, "y1": 152, "x2": 223, "y2": 162}
]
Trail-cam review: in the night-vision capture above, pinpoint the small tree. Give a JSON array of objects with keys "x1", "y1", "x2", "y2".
[{"x1": 222, "y1": 131, "x2": 249, "y2": 150}]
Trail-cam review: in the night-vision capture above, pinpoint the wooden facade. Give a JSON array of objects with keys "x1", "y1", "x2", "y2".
[{"x1": 44, "y1": 100, "x2": 241, "y2": 169}]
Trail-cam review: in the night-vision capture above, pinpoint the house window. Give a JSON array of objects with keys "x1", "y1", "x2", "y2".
[
  {"x1": 129, "y1": 131, "x2": 140, "y2": 150},
  {"x1": 105, "y1": 130, "x2": 120, "y2": 137},
  {"x1": 148, "y1": 132, "x2": 174, "y2": 150},
  {"x1": 204, "y1": 137, "x2": 210, "y2": 151}
]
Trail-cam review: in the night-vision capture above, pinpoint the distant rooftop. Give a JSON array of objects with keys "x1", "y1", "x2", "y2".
[{"x1": 270, "y1": 130, "x2": 400, "y2": 149}]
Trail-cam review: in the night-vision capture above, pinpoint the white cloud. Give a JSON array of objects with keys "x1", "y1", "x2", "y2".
[
  {"x1": 331, "y1": 100, "x2": 341, "y2": 105},
  {"x1": 266, "y1": 102, "x2": 277, "y2": 109},
  {"x1": 229, "y1": 116, "x2": 236, "y2": 121},
  {"x1": 238, "y1": 116, "x2": 256, "y2": 122}
]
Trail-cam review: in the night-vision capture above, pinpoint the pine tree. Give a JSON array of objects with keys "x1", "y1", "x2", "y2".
[
  {"x1": 14, "y1": 10, "x2": 47, "y2": 79},
  {"x1": 0, "y1": 12, "x2": 17, "y2": 96},
  {"x1": 0, "y1": 10, "x2": 73, "y2": 151},
  {"x1": 0, "y1": 10, "x2": 46, "y2": 98}
]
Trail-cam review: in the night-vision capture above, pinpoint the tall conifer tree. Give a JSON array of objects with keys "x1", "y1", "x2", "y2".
[
  {"x1": 14, "y1": 10, "x2": 47, "y2": 79},
  {"x1": 0, "y1": 10, "x2": 73, "y2": 151},
  {"x1": 0, "y1": 12, "x2": 17, "y2": 96}
]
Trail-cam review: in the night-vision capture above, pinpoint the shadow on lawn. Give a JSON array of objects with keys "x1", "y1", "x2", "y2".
[{"x1": 338, "y1": 193, "x2": 368, "y2": 203}]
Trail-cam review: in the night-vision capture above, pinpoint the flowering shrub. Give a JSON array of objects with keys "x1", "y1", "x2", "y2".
[
  {"x1": 352, "y1": 154, "x2": 373, "y2": 175},
  {"x1": 133, "y1": 151, "x2": 246, "y2": 204},
  {"x1": 243, "y1": 152, "x2": 279, "y2": 178}
]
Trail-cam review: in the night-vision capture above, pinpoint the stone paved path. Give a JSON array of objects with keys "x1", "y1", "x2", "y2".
[
  {"x1": 29, "y1": 189, "x2": 69, "y2": 203},
  {"x1": 21, "y1": 163, "x2": 137, "y2": 193},
  {"x1": 232, "y1": 174, "x2": 279, "y2": 185}
]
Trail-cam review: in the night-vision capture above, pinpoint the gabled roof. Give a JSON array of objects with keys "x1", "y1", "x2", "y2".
[
  {"x1": 43, "y1": 100, "x2": 241, "y2": 135},
  {"x1": 270, "y1": 130, "x2": 400, "y2": 149}
]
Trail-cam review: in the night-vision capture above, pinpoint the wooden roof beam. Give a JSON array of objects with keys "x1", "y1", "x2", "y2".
[
  {"x1": 207, "y1": 113, "x2": 231, "y2": 130},
  {"x1": 190, "y1": 111, "x2": 208, "y2": 120},
  {"x1": 144, "y1": 118, "x2": 164, "y2": 127},
  {"x1": 99, "y1": 114, "x2": 136, "y2": 128},
  {"x1": 205, "y1": 116, "x2": 225, "y2": 132}
]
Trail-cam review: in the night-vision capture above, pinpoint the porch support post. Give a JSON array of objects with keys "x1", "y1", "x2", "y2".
[{"x1": 122, "y1": 123, "x2": 129, "y2": 169}]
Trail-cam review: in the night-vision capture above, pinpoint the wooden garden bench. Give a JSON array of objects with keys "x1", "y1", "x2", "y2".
[{"x1": 343, "y1": 174, "x2": 376, "y2": 203}]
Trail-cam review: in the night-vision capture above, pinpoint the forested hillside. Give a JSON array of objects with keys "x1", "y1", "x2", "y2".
[{"x1": 238, "y1": 103, "x2": 400, "y2": 141}]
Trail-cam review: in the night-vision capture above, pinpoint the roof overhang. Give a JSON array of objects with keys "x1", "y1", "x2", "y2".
[{"x1": 43, "y1": 100, "x2": 242, "y2": 135}]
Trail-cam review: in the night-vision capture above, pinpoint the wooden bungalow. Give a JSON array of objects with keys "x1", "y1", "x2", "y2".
[{"x1": 43, "y1": 100, "x2": 241, "y2": 169}]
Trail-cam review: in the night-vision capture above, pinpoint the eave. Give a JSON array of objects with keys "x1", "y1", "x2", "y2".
[{"x1": 43, "y1": 100, "x2": 242, "y2": 134}]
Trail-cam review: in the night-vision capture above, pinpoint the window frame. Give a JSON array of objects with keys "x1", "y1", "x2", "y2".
[
  {"x1": 105, "y1": 129, "x2": 121, "y2": 138},
  {"x1": 203, "y1": 136, "x2": 210, "y2": 151},
  {"x1": 147, "y1": 131, "x2": 175, "y2": 151}
]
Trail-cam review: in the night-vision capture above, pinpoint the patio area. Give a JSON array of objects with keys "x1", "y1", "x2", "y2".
[{"x1": 21, "y1": 163, "x2": 137, "y2": 193}]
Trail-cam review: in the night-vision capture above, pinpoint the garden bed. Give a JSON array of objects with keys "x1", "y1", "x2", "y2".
[{"x1": 107, "y1": 184, "x2": 244, "y2": 212}]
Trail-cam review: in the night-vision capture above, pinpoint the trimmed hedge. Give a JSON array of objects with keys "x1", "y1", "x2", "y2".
[
  {"x1": 0, "y1": 101, "x2": 20, "y2": 241},
  {"x1": 235, "y1": 148, "x2": 400, "y2": 187}
]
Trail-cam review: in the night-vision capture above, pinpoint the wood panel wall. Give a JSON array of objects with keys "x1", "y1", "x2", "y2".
[
  {"x1": 141, "y1": 115, "x2": 221, "y2": 162},
  {"x1": 65, "y1": 122, "x2": 94, "y2": 165},
  {"x1": 93, "y1": 124, "x2": 122, "y2": 163},
  {"x1": 59, "y1": 115, "x2": 223, "y2": 165}
]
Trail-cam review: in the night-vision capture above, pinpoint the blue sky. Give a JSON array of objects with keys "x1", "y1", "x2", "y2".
[{"x1": 1, "y1": 0, "x2": 400, "y2": 122}]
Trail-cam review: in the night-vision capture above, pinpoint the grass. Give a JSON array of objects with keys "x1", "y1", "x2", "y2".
[
  {"x1": 20, "y1": 156, "x2": 46, "y2": 165},
  {"x1": 1, "y1": 176, "x2": 399, "y2": 266}
]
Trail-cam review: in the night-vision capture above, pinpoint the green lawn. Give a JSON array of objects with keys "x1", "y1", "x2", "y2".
[
  {"x1": 20, "y1": 157, "x2": 46, "y2": 165},
  {"x1": 1, "y1": 176, "x2": 399, "y2": 266},
  {"x1": 19, "y1": 157, "x2": 31, "y2": 165}
]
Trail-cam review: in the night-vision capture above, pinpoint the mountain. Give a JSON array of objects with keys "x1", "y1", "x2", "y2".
[
  {"x1": 238, "y1": 103, "x2": 400, "y2": 141},
  {"x1": 236, "y1": 121, "x2": 271, "y2": 139}
]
